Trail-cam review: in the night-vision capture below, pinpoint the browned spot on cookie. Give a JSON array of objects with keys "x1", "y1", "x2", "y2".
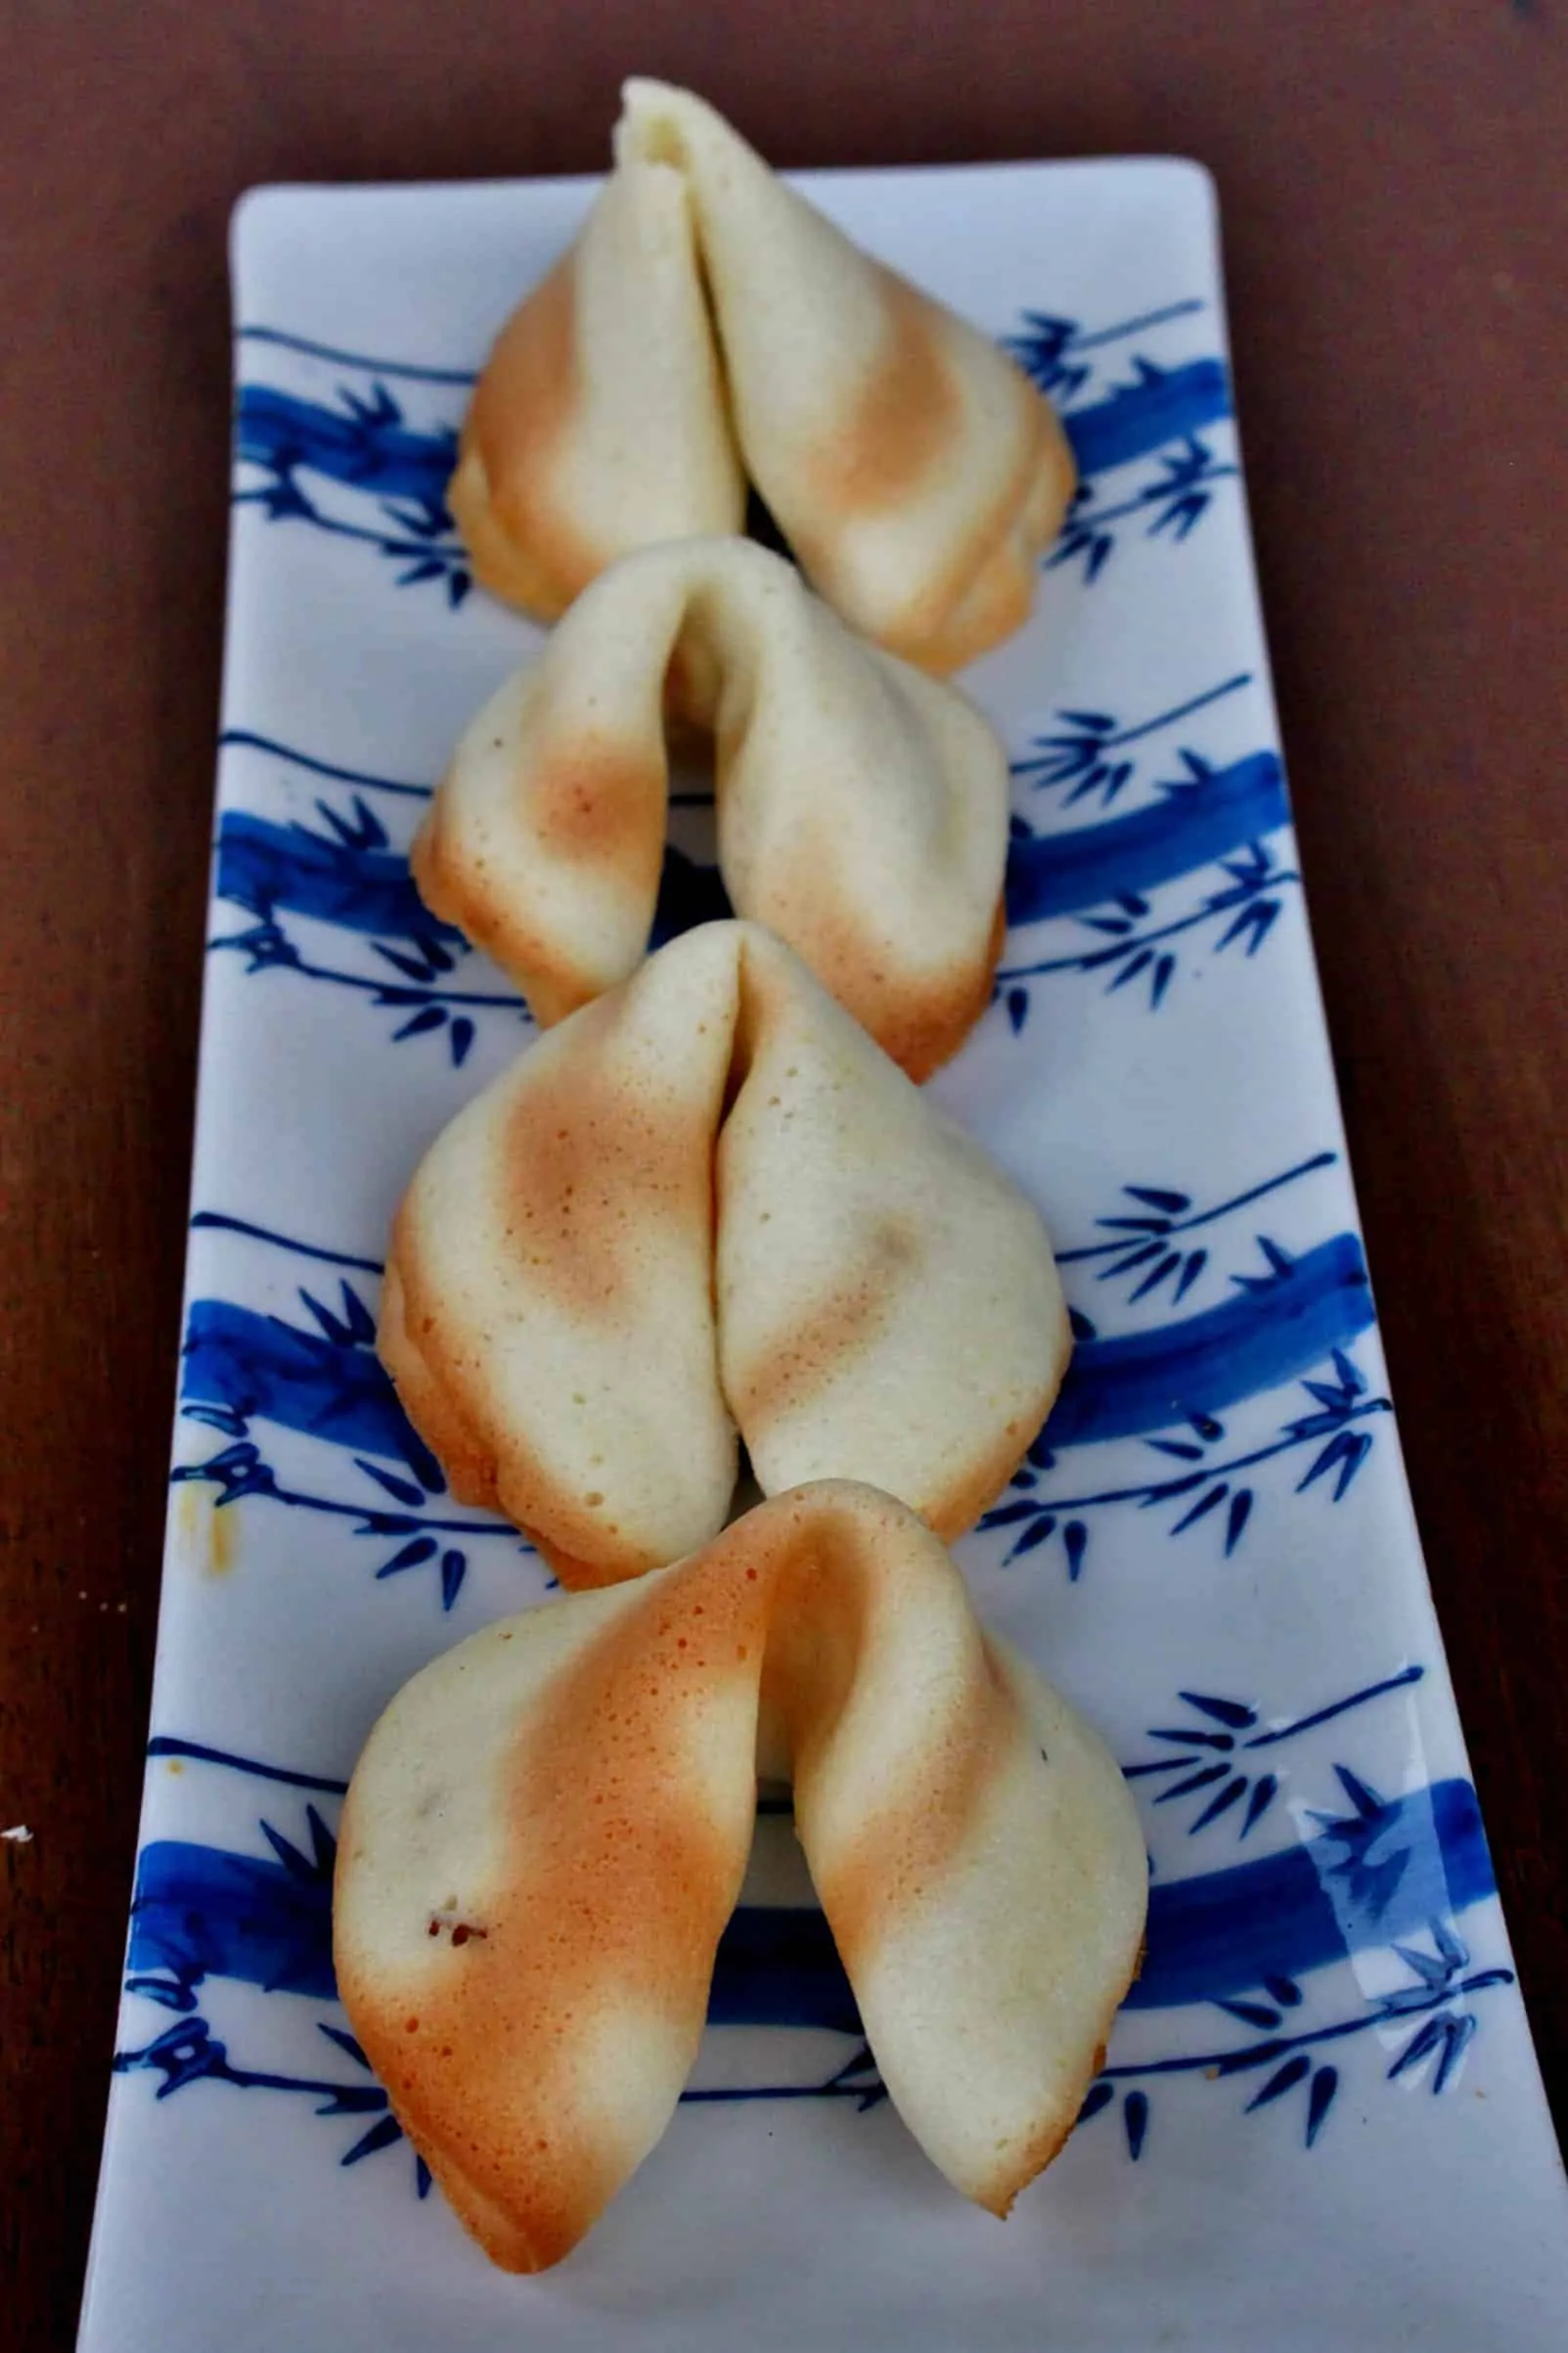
[
  {"x1": 500, "y1": 1016, "x2": 715, "y2": 1322},
  {"x1": 726, "y1": 1213, "x2": 923, "y2": 1425},
  {"x1": 527, "y1": 738, "x2": 667, "y2": 877},
  {"x1": 815, "y1": 1629, "x2": 1016, "y2": 1981},
  {"x1": 450, "y1": 259, "x2": 604, "y2": 620},
  {"x1": 804, "y1": 272, "x2": 961, "y2": 516},
  {"x1": 750, "y1": 858, "x2": 1007, "y2": 1080},
  {"x1": 381, "y1": 1214, "x2": 672, "y2": 1582},
  {"x1": 870, "y1": 385, "x2": 1076, "y2": 674}
]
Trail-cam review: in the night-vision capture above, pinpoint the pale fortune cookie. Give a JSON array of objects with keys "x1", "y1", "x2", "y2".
[
  {"x1": 334, "y1": 1481, "x2": 1148, "y2": 2272},
  {"x1": 450, "y1": 79, "x2": 1075, "y2": 671},
  {"x1": 379, "y1": 921, "x2": 1070, "y2": 1588},
  {"x1": 413, "y1": 536, "x2": 1010, "y2": 1078}
]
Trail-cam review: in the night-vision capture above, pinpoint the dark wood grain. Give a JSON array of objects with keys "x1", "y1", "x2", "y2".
[{"x1": 2, "y1": 4, "x2": 1564, "y2": 2342}]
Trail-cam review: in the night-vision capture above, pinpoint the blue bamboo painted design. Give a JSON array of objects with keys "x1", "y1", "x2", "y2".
[
  {"x1": 125, "y1": 1729, "x2": 1482, "y2": 2022},
  {"x1": 217, "y1": 659, "x2": 1292, "y2": 1052},
  {"x1": 237, "y1": 385, "x2": 456, "y2": 511},
  {"x1": 233, "y1": 381, "x2": 470, "y2": 605},
  {"x1": 1055, "y1": 1154, "x2": 1338, "y2": 1308},
  {"x1": 175, "y1": 1246, "x2": 530, "y2": 1610},
  {"x1": 1004, "y1": 313, "x2": 1238, "y2": 582},
  {"x1": 183, "y1": 1296, "x2": 428, "y2": 1467},
  {"x1": 210, "y1": 751, "x2": 516, "y2": 1063},
  {"x1": 1006, "y1": 752, "x2": 1288, "y2": 928},
  {"x1": 217, "y1": 808, "x2": 463, "y2": 943},
  {"x1": 999, "y1": 677, "x2": 1297, "y2": 1024},
  {"x1": 114, "y1": 1732, "x2": 1510, "y2": 2177},
  {"x1": 989, "y1": 1341, "x2": 1390, "y2": 1581},
  {"x1": 1059, "y1": 358, "x2": 1232, "y2": 478},
  {"x1": 983, "y1": 1154, "x2": 1391, "y2": 1579},
  {"x1": 1003, "y1": 301, "x2": 1207, "y2": 407},
  {"x1": 1011, "y1": 674, "x2": 1252, "y2": 809},
  {"x1": 1122, "y1": 1666, "x2": 1426, "y2": 1845},
  {"x1": 1045, "y1": 1233, "x2": 1372, "y2": 1449}
]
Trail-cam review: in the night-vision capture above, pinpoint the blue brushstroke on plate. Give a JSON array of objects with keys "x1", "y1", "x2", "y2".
[
  {"x1": 125, "y1": 1776, "x2": 1492, "y2": 2035},
  {"x1": 217, "y1": 811, "x2": 463, "y2": 942},
  {"x1": 1061, "y1": 358, "x2": 1232, "y2": 476},
  {"x1": 235, "y1": 385, "x2": 456, "y2": 513},
  {"x1": 182, "y1": 1300, "x2": 427, "y2": 1470},
  {"x1": 1044, "y1": 1234, "x2": 1374, "y2": 1447},
  {"x1": 1007, "y1": 752, "x2": 1289, "y2": 927}
]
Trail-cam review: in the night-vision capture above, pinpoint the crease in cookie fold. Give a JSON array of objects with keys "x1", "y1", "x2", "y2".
[
  {"x1": 413, "y1": 536, "x2": 1010, "y2": 1076},
  {"x1": 334, "y1": 1481, "x2": 1148, "y2": 2272},
  {"x1": 379, "y1": 920, "x2": 1071, "y2": 1588}
]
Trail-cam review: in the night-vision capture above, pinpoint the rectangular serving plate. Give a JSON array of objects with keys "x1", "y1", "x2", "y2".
[{"x1": 77, "y1": 156, "x2": 1568, "y2": 2353}]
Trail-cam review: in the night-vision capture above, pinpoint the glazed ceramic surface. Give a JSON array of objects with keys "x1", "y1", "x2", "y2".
[{"x1": 76, "y1": 158, "x2": 1568, "y2": 2353}]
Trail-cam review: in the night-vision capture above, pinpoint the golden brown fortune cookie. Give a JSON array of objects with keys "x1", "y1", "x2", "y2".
[
  {"x1": 413, "y1": 537, "x2": 1010, "y2": 1078},
  {"x1": 449, "y1": 79, "x2": 1075, "y2": 672},
  {"x1": 334, "y1": 1480, "x2": 1148, "y2": 2272},
  {"x1": 379, "y1": 921, "x2": 1070, "y2": 1589}
]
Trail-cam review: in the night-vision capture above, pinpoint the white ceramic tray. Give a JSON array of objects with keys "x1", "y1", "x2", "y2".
[{"x1": 76, "y1": 156, "x2": 1568, "y2": 2352}]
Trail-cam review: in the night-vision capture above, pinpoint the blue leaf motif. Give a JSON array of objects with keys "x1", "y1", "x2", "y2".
[
  {"x1": 1154, "y1": 1762, "x2": 1230, "y2": 1806},
  {"x1": 1126, "y1": 1187, "x2": 1190, "y2": 1213},
  {"x1": 377, "y1": 1536, "x2": 438, "y2": 1579},
  {"x1": 1331, "y1": 1764, "x2": 1385, "y2": 1820},
  {"x1": 1171, "y1": 1482, "x2": 1230, "y2": 1535},
  {"x1": 1224, "y1": 1488, "x2": 1253, "y2": 1554},
  {"x1": 1392, "y1": 1940, "x2": 1455, "y2": 1990},
  {"x1": 1178, "y1": 1693, "x2": 1257, "y2": 1729},
  {"x1": 1108, "y1": 946, "x2": 1156, "y2": 994},
  {"x1": 1216, "y1": 1998, "x2": 1283, "y2": 2031},
  {"x1": 392, "y1": 1005, "x2": 447, "y2": 1042},
  {"x1": 1007, "y1": 1515, "x2": 1056, "y2": 1563},
  {"x1": 982, "y1": 1500, "x2": 1045, "y2": 1529},
  {"x1": 317, "y1": 2023, "x2": 370, "y2": 2068},
  {"x1": 341, "y1": 2113, "x2": 404, "y2": 2166},
  {"x1": 1245, "y1": 2053, "x2": 1311, "y2": 2111},
  {"x1": 1305, "y1": 2064, "x2": 1338, "y2": 2147},
  {"x1": 1129, "y1": 1248, "x2": 1184, "y2": 1302},
  {"x1": 1189, "y1": 1774, "x2": 1249, "y2": 1833},
  {"x1": 353, "y1": 1459, "x2": 426, "y2": 1508},
  {"x1": 1240, "y1": 1774, "x2": 1278, "y2": 1836}
]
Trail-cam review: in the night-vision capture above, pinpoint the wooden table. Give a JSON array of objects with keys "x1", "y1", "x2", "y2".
[{"x1": 2, "y1": 5, "x2": 1564, "y2": 2340}]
